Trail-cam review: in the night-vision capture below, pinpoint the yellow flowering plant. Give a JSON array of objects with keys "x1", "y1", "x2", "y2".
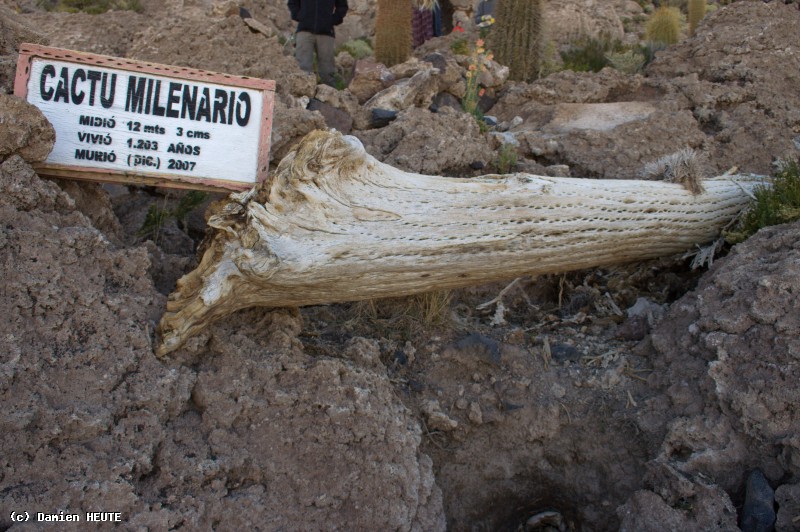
[{"x1": 462, "y1": 35, "x2": 494, "y2": 119}]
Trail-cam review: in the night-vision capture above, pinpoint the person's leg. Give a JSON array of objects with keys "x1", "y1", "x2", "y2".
[
  {"x1": 294, "y1": 31, "x2": 315, "y2": 73},
  {"x1": 315, "y1": 34, "x2": 337, "y2": 87}
]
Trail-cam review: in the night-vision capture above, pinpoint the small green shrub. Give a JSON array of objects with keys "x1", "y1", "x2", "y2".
[
  {"x1": 40, "y1": 0, "x2": 143, "y2": 13},
  {"x1": 606, "y1": 48, "x2": 647, "y2": 74},
  {"x1": 337, "y1": 38, "x2": 373, "y2": 60},
  {"x1": 494, "y1": 143, "x2": 518, "y2": 174},
  {"x1": 725, "y1": 161, "x2": 800, "y2": 244},
  {"x1": 450, "y1": 37, "x2": 470, "y2": 56},
  {"x1": 139, "y1": 200, "x2": 170, "y2": 241},
  {"x1": 138, "y1": 190, "x2": 209, "y2": 243},
  {"x1": 622, "y1": 13, "x2": 648, "y2": 33},
  {"x1": 331, "y1": 72, "x2": 348, "y2": 91},
  {"x1": 640, "y1": 41, "x2": 668, "y2": 66},
  {"x1": 561, "y1": 36, "x2": 622, "y2": 73},
  {"x1": 172, "y1": 190, "x2": 209, "y2": 224}
]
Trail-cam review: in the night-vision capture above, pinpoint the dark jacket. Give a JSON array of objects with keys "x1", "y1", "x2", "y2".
[{"x1": 288, "y1": 0, "x2": 349, "y2": 37}]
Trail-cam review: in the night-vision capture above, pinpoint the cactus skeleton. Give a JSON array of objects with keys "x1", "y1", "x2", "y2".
[{"x1": 156, "y1": 130, "x2": 764, "y2": 357}]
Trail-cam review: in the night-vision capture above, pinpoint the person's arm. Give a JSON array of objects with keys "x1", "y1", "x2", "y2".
[
  {"x1": 287, "y1": 0, "x2": 300, "y2": 22},
  {"x1": 332, "y1": 0, "x2": 348, "y2": 25}
]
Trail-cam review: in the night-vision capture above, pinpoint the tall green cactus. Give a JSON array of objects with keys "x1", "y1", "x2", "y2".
[
  {"x1": 688, "y1": 0, "x2": 706, "y2": 36},
  {"x1": 646, "y1": 6, "x2": 681, "y2": 46},
  {"x1": 489, "y1": 0, "x2": 545, "y2": 83},
  {"x1": 375, "y1": 0, "x2": 413, "y2": 67}
]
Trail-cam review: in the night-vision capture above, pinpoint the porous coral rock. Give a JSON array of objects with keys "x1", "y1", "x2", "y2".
[
  {"x1": 356, "y1": 106, "x2": 493, "y2": 175},
  {"x1": 0, "y1": 94, "x2": 55, "y2": 163}
]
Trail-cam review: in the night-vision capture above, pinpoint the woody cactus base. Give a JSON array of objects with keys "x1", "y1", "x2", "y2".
[{"x1": 157, "y1": 130, "x2": 764, "y2": 357}]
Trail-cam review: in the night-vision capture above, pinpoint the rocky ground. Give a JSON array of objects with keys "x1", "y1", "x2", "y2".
[{"x1": 1, "y1": 0, "x2": 799, "y2": 530}]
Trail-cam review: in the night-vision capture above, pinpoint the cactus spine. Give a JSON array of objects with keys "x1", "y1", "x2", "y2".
[
  {"x1": 490, "y1": 0, "x2": 544, "y2": 83},
  {"x1": 646, "y1": 6, "x2": 681, "y2": 46},
  {"x1": 688, "y1": 0, "x2": 706, "y2": 36},
  {"x1": 375, "y1": 0, "x2": 413, "y2": 67}
]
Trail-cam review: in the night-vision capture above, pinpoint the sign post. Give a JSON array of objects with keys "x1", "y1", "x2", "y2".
[{"x1": 14, "y1": 44, "x2": 275, "y2": 192}]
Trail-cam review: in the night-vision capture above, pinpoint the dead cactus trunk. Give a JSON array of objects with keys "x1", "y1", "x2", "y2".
[{"x1": 157, "y1": 130, "x2": 763, "y2": 357}]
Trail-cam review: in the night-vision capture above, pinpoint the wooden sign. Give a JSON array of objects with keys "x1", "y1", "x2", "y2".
[{"x1": 14, "y1": 44, "x2": 275, "y2": 191}]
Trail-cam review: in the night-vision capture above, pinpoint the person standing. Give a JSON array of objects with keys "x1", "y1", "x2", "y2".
[{"x1": 287, "y1": 0, "x2": 349, "y2": 87}]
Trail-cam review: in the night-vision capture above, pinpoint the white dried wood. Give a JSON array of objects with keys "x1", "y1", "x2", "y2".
[{"x1": 157, "y1": 130, "x2": 763, "y2": 356}]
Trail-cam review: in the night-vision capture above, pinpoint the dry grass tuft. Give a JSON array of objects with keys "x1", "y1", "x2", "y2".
[
  {"x1": 347, "y1": 290, "x2": 452, "y2": 340},
  {"x1": 642, "y1": 148, "x2": 706, "y2": 195}
]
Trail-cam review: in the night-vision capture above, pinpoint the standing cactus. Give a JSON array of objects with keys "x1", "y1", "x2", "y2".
[
  {"x1": 646, "y1": 6, "x2": 681, "y2": 46},
  {"x1": 688, "y1": 0, "x2": 706, "y2": 36},
  {"x1": 489, "y1": 0, "x2": 545, "y2": 83},
  {"x1": 375, "y1": 0, "x2": 413, "y2": 67}
]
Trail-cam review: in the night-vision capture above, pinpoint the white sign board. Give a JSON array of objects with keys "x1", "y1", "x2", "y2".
[{"x1": 15, "y1": 44, "x2": 275, "y2": 191}]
